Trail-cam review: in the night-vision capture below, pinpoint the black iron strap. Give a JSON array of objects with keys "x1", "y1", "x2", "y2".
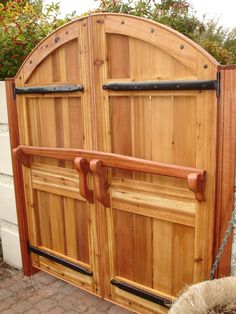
[
  {"x1": 15, "y1": 84, "x2": 84, "y2": 95},
  {"x1": 111, "y1": 279, "x2": 170, "y2": 308},
  {"x1": 103, "y1": 79, "x2": 218, "y2": 92},
  {"x1": 28, "y1": 244, "x2": 93, "y2": 276}
]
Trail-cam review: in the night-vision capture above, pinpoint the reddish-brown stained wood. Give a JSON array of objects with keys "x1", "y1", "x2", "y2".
[
  {"x1": 5, "y1": 78, "x2": 34, "y2": 276},
  {"x1": 74, "y1": 157, "x2": 94, "y2": 203},
  {"x1": 13, "y1": 145, "x2": 206, "y2": 201},
  {"x1": 214, "y1": 65, "x2": 236, "y2": 277}
]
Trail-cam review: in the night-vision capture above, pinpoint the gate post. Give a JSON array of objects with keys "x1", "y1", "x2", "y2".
[
  {"x1": 5, "y1": 78, "x2": 34, "y2": 276},
  {"x1": 214, "y1": 65, "x2": 236, "y2": 277}
]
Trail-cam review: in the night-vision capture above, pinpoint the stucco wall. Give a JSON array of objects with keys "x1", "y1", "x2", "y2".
[{"x1": 0, "y1": 81, "x2": 22, "y2": 268}]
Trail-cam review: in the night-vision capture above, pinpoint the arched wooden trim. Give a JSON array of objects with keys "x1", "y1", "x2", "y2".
[
  {"x1": 103, "y1": 14, "x2": 218, "y2": 73},
  {"x1": 16, "y1": 18, "x2": 85, "y2": 84},
  {"x1": 15, "y1": 13, "x2": 219, "y2": 85}
]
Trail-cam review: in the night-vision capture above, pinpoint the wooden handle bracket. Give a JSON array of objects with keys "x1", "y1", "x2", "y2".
[
  {"x1": 90, "y1": 159, "x2": 110, "y2": 207},
  {"x1": 74, "y1": 157, "x2": 94, "y2": 203},
  {"x1": 13, "y1": 147, "x2": 31, "y2": 168},
  {"x1": 187, "y1": 172, "x2": 206, "y2": 201}
]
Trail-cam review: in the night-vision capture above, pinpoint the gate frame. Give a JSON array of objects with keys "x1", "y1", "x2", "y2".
[
  {"x1": 214, "y1": 65, "x2": 236, "y2": 277},
  {"x1": 5, "y1": 23, "x2": 236, "y2": 280}
]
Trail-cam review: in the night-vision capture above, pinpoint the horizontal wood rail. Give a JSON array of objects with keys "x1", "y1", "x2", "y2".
[
  {"x1": 15, "y1": 84, "x2": 84, "y2": 95},
  {"x1": 13, "y1": 145, "x2": 206, "y2": 202},
  {"x1": 103, "y1": 79, "x2": 218, "y2": 92}
]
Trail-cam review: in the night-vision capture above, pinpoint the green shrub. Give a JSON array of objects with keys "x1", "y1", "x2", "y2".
[{"x1": 0, "y1": 0, "x2": 75, "y2": 79}]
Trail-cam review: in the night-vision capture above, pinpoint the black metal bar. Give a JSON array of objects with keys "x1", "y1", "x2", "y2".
[
  {"x1": 15, "y1": 84, "x2": 84, "y2": 94},
  {"x1": 103, "y1": 80, "x2": 218, "y2": 91},
  {"x1": 216, "y1": 72, "x2": 221, "y2": 98},
  {"x1": 28, "y1": 244, "x2": 93, "y2": 276},
  {"x1": 111, "y1": 279, "x2": 170, "y2": 308}
]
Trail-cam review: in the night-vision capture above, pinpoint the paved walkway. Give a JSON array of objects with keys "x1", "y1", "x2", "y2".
[{"x1": 0, "y1": 270, "x2": 133, "y2": 313}]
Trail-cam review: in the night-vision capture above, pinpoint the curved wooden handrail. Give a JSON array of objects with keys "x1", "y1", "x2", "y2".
[{"x1": 13, "y1": 145, "x2": 206, "y2": 201}]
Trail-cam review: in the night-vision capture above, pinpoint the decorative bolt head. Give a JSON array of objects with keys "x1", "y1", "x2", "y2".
[
  {"x1": 121, "y1": 20, "x2": 125, "y2": 24},
  {"x1": 150, "y1": 28, "x2": 155, "y2": 33},
  {"x1": 203, "y1": 64, "x2": 208, "y2": 69},
  {"x1": 180, "y1": 44, "x2": 184, "y2": 49}
]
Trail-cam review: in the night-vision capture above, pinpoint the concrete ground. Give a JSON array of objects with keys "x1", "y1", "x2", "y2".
[{"x1": 0, "y1": 270, "x2": 133, "y2": 314}]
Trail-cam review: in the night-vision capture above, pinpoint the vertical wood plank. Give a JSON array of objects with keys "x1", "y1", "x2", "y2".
[
  {"x1": 131, "y1": 96, "x2": 152, "y2": 182},
  {"x1": 49, "y1": 194, "x2": 65, "y2": 254},
  {"x1": 75, "y1": 200, "x2": 90, "y2": 264},
  {"x1": 110, "y1": 96, "x2": 132, "y2": 178},
  {"x1": 114, "y1": 209, "x2": 134, "y2": 281},
  {"x1": 69, "y1": 98, "x2": 84, "y2": 148},
  {"x1": 65, "y1": 39, "x2": 80, "y2": 82},
  {"x1": 133, "y1": 215, "x2": 153, "y2": 287},
  {"x1": 107, "y1": 34, "x2": 130, "y2": 79},
  {"x1": 64, "y1": 198, "x2": 78, "y2": 259},
  {"x1": 153, "y1": 220, "x2": 173, "y2": 295},
  {"x1": 172, "y1": 224, "x2": 194, "y2": 294},
  {"x1": 214, "y1": 65, "x2": 236, "y2": 277},
  {"x1": 173, "y1": 96, "x2": 197, "y2": 167},
  {"x1": 37, "y1": 191, "x2": 52, "y2": 249},
  {"x1": 88, "y1": 15, "x2": 112, "y2": 298},
  {"x1": 5, "y1": 78, "x2": 34, "y2": 276}
]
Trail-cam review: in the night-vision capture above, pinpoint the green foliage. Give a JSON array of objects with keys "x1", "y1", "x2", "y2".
[
  {"x1": 96, "y1": 0, "x2": 205, "y2": 39},
  {"x1": 195, "y1": 18, "x2": 236, "y2": 64},
  {"x1": 0, "y1": 0, "x2": 235, "y2": 79},
  {"x1": 96, "y1": 0, "x2": 236, "y2": 64},
  {"x1": 0, "y1": 0, "x2": 75, "y2": 79}
]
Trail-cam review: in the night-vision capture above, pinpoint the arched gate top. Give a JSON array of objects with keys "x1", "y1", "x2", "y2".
[{"x1": 15, "y1": 13, "x2": 219, "y2": 84}]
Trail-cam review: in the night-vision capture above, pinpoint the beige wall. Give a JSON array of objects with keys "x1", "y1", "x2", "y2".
[{"x1": 0, "y1": 81, "x2": 22, "y2": 268}]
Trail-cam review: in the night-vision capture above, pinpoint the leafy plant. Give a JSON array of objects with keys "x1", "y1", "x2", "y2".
[
  {"x1": 0, "y1": 0, "x2": 75, "y2": 79},
  {"x1": 95, "y1": 0, "x2": 236, "y2": 64}
]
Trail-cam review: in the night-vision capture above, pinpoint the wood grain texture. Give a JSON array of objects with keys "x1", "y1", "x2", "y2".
[
  {"x1": 214, "y1": 65, "x2": 236, "y2": 277},
  {"x1": 9, "y1": 13, "x2": 224, "y2": 313},
  {"x1": 5, "y1": 79, "x2": 35, "y2": 276}
]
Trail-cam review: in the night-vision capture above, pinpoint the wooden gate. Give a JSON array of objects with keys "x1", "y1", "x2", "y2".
[{"x1": 5, "y1": 13, "x2": 236, "y2": 314}]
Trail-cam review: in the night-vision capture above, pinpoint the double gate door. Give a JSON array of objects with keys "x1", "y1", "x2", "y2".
[{"x1": 12, "y1": 14, "x2": 218, "y2": 313}]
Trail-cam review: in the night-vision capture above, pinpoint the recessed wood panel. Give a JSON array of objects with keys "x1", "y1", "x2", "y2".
[
  {"x1": 35, "y1": 190, "x2": 90, "y2": 264},
  {"x1": 129, "y1": 37, "x2": 195, "y2": 80},
  {"x1": 26, "y1": 97, "x2": 83, "y2": 149},
  {"x1": 27, "y1": 39, "x2": 80, "y2": 84}
]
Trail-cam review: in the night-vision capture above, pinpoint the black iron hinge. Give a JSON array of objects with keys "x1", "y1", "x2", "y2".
[
  {"x1": 111, "y1": 279, "x2": 171, "y2": 308},
  {"x1": 216, "y1": 72, "x2": 221, "y2": 98},
  {"x1": 103, "y1": 74, "x2": 221, "y2": 98},
  {"x1": 28, "y1": 243, "x2": 93, "y2": 277},
  {"x1": 14, "y1": 84, "x2": 84, "y2": 95}
]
